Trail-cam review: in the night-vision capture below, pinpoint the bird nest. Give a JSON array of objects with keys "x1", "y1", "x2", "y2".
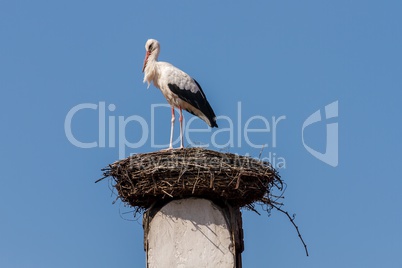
[{"x1": 100, "y1": 148, "x2": 283, "y2": 211}]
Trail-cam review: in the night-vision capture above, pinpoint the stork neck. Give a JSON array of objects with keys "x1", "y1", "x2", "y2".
[
  {"x1": 143, "y1": 58, "x2": 159, "y2": 87},
  {"x1": 146, "y1": 58, "x2": 158, "y2": 74}
]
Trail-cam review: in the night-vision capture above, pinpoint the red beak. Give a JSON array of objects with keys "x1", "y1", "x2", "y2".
[{"x1": 142, "y1": 51, "x2": 151, "y2": 73}]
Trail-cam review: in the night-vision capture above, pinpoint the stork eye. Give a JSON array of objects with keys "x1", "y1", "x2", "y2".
[{"x1": 148, "y1": 44, "x2": 153, "y2": 51}]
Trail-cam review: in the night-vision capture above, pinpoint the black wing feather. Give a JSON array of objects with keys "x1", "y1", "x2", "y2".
[{"x1": 168, "y1": 79, "x2": 218, "y2": 128}]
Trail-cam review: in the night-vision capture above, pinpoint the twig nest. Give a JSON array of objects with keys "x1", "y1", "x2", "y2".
[{"x1": 101, "y1": 148, "x2": 282, "y2": 210}]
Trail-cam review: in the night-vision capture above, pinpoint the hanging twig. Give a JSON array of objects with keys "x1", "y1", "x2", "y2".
[{"x1": 271, "y1": 203, "x2": 309, "y2": 257}]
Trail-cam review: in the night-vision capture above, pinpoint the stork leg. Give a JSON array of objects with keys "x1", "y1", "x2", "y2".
[
  {"x1": 168, "y1": 106, "x2": 175, "y2": 149},
  {"x1": 179, "y1": 107, "x2": 184, "y2": 149}
]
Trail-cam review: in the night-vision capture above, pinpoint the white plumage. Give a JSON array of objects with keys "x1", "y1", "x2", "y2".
[{"x1": 142, "y1": 39, "x2": 218, "y2": 149}]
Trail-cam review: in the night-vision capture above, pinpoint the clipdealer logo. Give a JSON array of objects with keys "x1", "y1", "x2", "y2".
[
  {"x1": 64, "y1": 102, "x2": 286, "y2": 167},
  {"x1": 302, "y1": 101, "x2": 339, "y2": 167},
  {"x1": 64, "y1": 100, "x2": 339, "y2": 167}
]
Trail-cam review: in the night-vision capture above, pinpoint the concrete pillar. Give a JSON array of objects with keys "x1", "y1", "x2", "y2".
[{"x1": 144, "y1": 198, "x2": 243, "y2": 268}]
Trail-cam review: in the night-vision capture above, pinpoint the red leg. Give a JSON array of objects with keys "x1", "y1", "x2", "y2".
[
  {"x1": 168, "y1": 106, "x2": 175, "y2": 149},
  {"x1": 179, "y1": 107, "x2": 184, "y2": 148}
]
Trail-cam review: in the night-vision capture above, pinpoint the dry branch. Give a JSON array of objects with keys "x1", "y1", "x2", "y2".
[{"x1": 100, "y1": 148, "x2": 282, "y2": 211}]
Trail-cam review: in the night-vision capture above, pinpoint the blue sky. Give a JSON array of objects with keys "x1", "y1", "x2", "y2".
[{"x1": 1, "y1": 0, "x2": 401, "y2": 267}]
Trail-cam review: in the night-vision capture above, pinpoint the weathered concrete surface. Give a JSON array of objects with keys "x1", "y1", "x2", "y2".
[{"x1": 145, "y1": 198, "x2": 235, "y2": 268}]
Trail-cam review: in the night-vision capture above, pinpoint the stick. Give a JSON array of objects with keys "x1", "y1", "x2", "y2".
[
  {"x1": 271, "y1": 203, "x2": 309, "y2": 256},
  {"x1": 95, "y1": 176, "x2": 108, "y2": 183}
]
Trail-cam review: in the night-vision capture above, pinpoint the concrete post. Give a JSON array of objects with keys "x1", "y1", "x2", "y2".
[{"x1": 144, "y1": 198, "x2": 243, "y2": 268}]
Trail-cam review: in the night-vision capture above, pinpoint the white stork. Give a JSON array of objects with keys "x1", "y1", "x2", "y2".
[{"x1": 142, "y1": 39, "x2": 218, "y2": 149}]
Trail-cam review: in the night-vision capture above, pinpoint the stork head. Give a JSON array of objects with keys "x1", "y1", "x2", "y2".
[{"x1": 142, "y1": 39, "x2": 160, "y2": 73}]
